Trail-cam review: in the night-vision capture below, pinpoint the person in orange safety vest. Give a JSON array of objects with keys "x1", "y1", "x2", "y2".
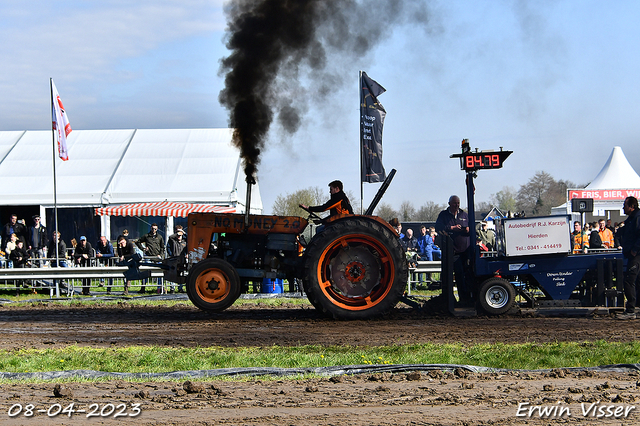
[{"x1": 598, "y1": 219, "x2": 615, "y2": 248}]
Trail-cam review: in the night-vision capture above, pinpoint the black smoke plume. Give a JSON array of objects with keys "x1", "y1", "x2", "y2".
[{"x1": 218, "y1": 0, "x2": 429, "y2": 183}]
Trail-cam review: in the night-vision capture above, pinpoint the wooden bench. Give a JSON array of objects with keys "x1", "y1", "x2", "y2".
[{"x1": 407, "y1": 260, "x2": 441, "y2": 294}]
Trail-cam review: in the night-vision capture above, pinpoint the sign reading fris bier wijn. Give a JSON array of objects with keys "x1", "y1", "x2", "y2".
[{"x1": 568, "y1": 189, "x2": 640, "y2": 201}]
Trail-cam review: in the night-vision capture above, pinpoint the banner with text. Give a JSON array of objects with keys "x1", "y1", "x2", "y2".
[
  {"x1": 500, "y1": 216, "x2": 571, "y2": 257},
  {"x1": 568, "y1": 188, "x2": 640, "y2": 201},
  {"x1": 360, "y1": 71, "x2": 386, "y2": 183}
]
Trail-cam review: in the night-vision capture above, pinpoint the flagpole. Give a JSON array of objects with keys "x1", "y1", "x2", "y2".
[
  {"x1": 359, "y1": 71, "x2": 364, "y2": 214},
  {"x1": 49, "y1": 78, "x2": 60, "y2": 270}
]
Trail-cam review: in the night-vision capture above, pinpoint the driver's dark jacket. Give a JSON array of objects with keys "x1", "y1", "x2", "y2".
[{"x1": 309, "y1": 191, "x2": 354, "y2": 216}]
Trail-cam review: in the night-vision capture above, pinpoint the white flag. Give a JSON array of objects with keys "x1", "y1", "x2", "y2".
[{"x1": 51, "y1": 79, "x2": 71, "y2": 161}]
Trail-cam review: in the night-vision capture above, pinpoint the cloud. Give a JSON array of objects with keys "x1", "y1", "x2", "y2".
[{"x1": 0, "y1": 0, "x2": 226, "y2": 129}]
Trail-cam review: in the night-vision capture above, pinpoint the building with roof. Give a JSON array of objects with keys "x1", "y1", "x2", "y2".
[{"x1": 0, "y1": 129, "x2": 262, "y2": 244}]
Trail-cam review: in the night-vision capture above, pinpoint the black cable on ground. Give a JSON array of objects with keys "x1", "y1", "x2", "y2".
[{"x1": 1, "y1": 363, "x2": 638, "y2": 381}]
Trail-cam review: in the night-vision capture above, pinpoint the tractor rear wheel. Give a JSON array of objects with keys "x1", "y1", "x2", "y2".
[
  {"x1": 303, "y1": 217, "x2": 407, "y2": 319},
  {"x1": 186, "y1": 258, "x2": 241, "y2": 312}
]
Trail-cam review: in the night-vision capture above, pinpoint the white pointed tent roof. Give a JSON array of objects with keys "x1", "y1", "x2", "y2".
[
  {"x1": 0, "y1": 129, "x2": 262, "y2": 213},
  {"x1": 586, "y1": 146, "x2": 640, "y2": 189}
]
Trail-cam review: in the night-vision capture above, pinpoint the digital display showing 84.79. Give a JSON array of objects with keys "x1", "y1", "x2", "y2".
[{"x1": 462, "y1": 151, "x2": 511, "y2": 171}]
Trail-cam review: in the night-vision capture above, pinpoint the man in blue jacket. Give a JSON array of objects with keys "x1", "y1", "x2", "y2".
[{"x1": 618, "y1": 196, "x2": 640, "y2": 319}]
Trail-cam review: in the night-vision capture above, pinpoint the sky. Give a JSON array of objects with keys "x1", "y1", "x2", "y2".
[{"x1": 2, "y1": 0, "x2": 640, "y2": 214}]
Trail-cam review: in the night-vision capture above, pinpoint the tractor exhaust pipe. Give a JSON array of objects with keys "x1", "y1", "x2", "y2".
[{"x1": 244, "y1": 177, "x2": 255, "y2": 229}]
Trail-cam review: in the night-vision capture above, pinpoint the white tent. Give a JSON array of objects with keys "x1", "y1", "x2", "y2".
[
  {"x1": 585, "y1": 146, "x2": 640, "y2": 190},
  {"x1": 553, "y1": 146, "x2": 640, "y2": 221},
  {"x1": 0, "y1": 128, "x2": 262, "y2": 212}
]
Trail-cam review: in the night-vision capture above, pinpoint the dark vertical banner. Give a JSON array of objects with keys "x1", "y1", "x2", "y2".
[{"x1": 360, "y1": 71, "x2": 386, "y2": 183}]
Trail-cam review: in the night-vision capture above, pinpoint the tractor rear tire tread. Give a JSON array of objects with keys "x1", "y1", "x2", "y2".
[{"x1": 303, "y1": 217, "x2": 408, "y2": 320}]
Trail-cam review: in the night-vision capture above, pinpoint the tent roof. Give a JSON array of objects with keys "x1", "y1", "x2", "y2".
[
  {"x1": 0, "y1": 129, "x2": 262, "y2": 212},
  {"x1": 95, "y1": 202, "x2": 236, "y2": 217},
  {"x1": 586, "y1": 146, "x2": 640, "y2": 189}
]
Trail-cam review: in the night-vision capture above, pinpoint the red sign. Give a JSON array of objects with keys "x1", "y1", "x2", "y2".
[{"x1": 568, "y1": 189, "x2": 640, "y2": 201}]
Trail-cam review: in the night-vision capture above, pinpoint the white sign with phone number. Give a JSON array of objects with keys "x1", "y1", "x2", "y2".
[{"x1": 502, "y1": 216, "x2": 572, "y2": 257}]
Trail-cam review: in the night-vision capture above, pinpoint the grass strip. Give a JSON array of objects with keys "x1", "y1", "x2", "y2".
[{"x1": 0, "y1": 341, "x2": 638, "y2": 374}]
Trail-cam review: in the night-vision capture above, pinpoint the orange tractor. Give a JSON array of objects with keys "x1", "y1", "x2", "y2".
[{"x1": 160, "y1": 171, "x2": 408, "y2": 320}]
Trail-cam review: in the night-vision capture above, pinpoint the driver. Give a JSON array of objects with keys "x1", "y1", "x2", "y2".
[{"x1": 301, "y1": 180, "x2": 353, "y2": 217}]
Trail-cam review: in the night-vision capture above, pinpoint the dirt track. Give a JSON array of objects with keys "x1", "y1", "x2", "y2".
[{"x1": 0, "y1": 301, "x2": 638, "y2": 425}]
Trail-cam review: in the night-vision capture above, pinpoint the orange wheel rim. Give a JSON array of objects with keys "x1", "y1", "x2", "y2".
[
  {"x1": 315, "y1": 234, "x2": 395, "y2": 311},
  {"x1": 195, "y1": 268, "x2": 230, "y2": 303}
]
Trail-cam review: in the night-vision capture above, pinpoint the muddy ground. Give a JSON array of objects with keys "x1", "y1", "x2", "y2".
[{"x1": 0, "y1": 300, "x2": 638, "y2": 425}]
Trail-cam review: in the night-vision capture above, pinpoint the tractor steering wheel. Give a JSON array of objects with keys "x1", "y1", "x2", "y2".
[{"x1": 299, "y1": 204, "x2": 325, "y2": 224}]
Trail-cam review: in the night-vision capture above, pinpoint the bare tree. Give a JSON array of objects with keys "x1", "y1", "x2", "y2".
[
  {"x1": 272, "y1": 186, "x2": 325, "y2": 216},
  {"x1": 475, "y1": 201, "x2": 493, "y2": 216},
  {"x1": 415, "y1": 201, "x2": 444, "y2": 221},
  {"x1": 516, "y1": 171, "x2": 576, "y2": 216},
  {"x1": 374, "y1": 202, "x2": 398, "y2": 222},
  {"x1": 399, "y1": 201, "x2": 416, "y2": 221},
  {"x1": 490, "y1": 186, "x2": 517, "y2": 213}
]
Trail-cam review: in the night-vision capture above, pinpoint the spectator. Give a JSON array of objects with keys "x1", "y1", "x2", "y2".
[
  {"x1": 614, "y1": 222, "x2": 623, "y2": 248},
  {"x1": 572, "y1": 221, "x2": 589, "y2": 253},
  {"x1": 28, "y1": 215, "x2": 48, "y2": 267},
  {"x1": 10, "y1": 240, "x2": 28, "y2": 267},
  {"x1": 47, "y1": 231, "x2": 68, "y2": 267},
  {"x1": 48, "y1": 231, "x2": 69, "y2": 293},
  {"x1": 589, "y1": 221, "x2": 603, "y2": 250},
  {"x1": 476, "y1": 236, "x2": 489, "y2": 252},
  {"x1": 117, "y1": 235, "x2": 136, "y2": 295},
  {"x1": 475, "y1": 221, "x2": 496, "y2": 251},
  {"x1": 402, "y1": 228, "x2": 419, "y2": 252},
  {"x1": 435, "y1": 195, "x2": 472, "y2": 306},
  {"x1": 9, "y1": 240, "x2": 29, "y2": 294},
  {"x1": 616, "y1": 196, "x2": 640, "y2": 319},
  {"x1": 429, "y1": 227, "x2": 442, "y2": 260},
  {"x1": 96, "y1": 236, "x2": 115, "y2": 294},
  {"x1": 598, "y1": 219, "x2": 615, "y2": 249},
  {"x1": 388, "y1": 218, "x2": 404, "y2": 240},
  {"x1": 166, "y1": 228, "x2": 187, "y2": 293},
  {"x1": 5, "y1": 233, "x2": 18, "y2": 267},
  {"x1": 74, "y1": 236, "x2": 94, "y2": 296},
  {"x1": 167, "y1": 228, "x2": 187, "y2": 257},
  {"x1": 136, "y1": 223, "x2": 165, "y2": 293},
  {"x1": 417, "y1": 225, "x2": 441, "y2": 261},
  {"x1": 402, "y1": 228, "x2": 419, "y2": 267},
  {"x1": 173, "y1": 224, "x2": 187, "y2": 238},
  {"x1": 2, "y1": 214, "x2": 26, "y2": 251}
]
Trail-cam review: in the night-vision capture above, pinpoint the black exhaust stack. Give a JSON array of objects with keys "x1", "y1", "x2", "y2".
[{"x1": 244, "y1": 177, "x2": 255, "y2": 229}]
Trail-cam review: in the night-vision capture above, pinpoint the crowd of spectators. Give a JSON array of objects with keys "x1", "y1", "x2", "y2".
[
  {"x1": 0, "y1": 214, "x2": 189, "y2": 295},
  {"x1": 571, "y1": 218, "x2": 621, "y2": 253}
]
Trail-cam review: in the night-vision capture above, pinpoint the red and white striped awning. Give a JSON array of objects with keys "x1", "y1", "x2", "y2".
[{"x1": 95, "y1": 202, "x2": 236, "y2": 217}]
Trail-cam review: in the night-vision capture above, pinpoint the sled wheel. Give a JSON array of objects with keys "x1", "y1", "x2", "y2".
[
  {"x1": 186, "y1": 258, "x2": 241, "y2": 312},
  {"x1": 478, "y1": 277, "x2": 515, "y2": 315},
  {"x1": 303, "y1": 217, "x2": 407, "y2": 320}
]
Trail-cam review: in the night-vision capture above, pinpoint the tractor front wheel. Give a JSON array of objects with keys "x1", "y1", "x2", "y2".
[{"x1": 186, "y1": 258, "x2": 241, "y2": 312}]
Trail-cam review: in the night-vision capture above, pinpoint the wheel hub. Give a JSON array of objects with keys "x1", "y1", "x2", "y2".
[
  {"x1": 344, "y1": 261, "x2": 365, "y2": 283},
  {"x1": 486, "y1": 286, "x2": 508, "y2": 308},
  {"x1": 329, "y1": 246, "x2": 381, "y2": 297},
  {"x1": 207, "y1": 278, "x2": 220, "y2": 292}
]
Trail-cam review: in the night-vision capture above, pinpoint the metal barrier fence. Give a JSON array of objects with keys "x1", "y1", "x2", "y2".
[{"x1": 0, "y1": 256, "x2": 166, "y2": 298}]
